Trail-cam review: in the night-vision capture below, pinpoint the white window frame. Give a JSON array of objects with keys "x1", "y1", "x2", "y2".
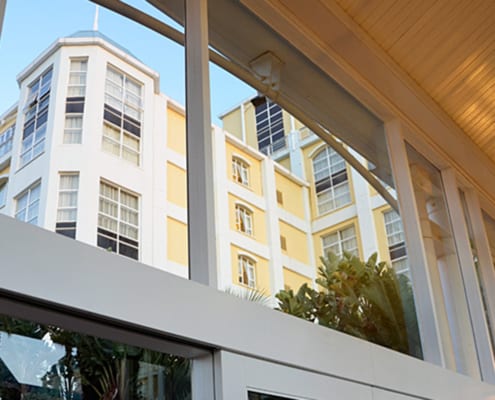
[
  {"x1": 15, "y1": 182, "x2": 41, "y2": 225},
  {"x1": 0, "y1": 179, "x2": 7, "y2": 208},
  {"x1": 0, "y1": 124, "x2": 14, "y2": 158},
  {"x1": 238, "y1": 255, "x2": 256, "y2": 288},
  {"x1": 102, "y1": 65, "x2": 143, "y2": 166},
  {"x1": 20, "y1": 68, "x2": 52, "y2": 167},
  {"x1": 67, "y1": 58, "x2": 88, "y2": 97},
  {"x1": 312, "y1": 146, "x2": 351, "y2": 215},
  {"x1": 232, "y1": 156, "x2": 250, "y2": 186},
  {"x1": 235, "y1": 203, "x2": 253, "y2": 236},
  {"x1": 383, "y1": 209, "x2": 409, "y2": 275},
  {"x1": 56, "y1": 173, "x2": 80, "y2": 238},
  {"x1": 98, "y1": 180, "x2": 140, "y2": 260},
  {"x1": 321, "y1": 225, "x2": 358, "y2": 259}
]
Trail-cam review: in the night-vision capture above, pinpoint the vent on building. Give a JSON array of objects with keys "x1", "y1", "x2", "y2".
[
  {"x1": 276, "y1": 189, "x2": 284, "y2": 205},
  {"x1": 280, "y1": 235, "x2": 287, "y2": 251}
]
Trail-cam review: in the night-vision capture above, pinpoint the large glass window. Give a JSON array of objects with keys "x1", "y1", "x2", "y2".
[
  {"x1": 322, "y1": 225, "x2": 358, "y2": 258},
  {"x1": 21, "y1": 68, "x2": 52, "y2": 166},
  {"x1": 254, "y1": 97, "x2": 285, "y2": 155},
  {"x1": 98, "y1": 181, "x2": 139, "y2": 260},
  {"x1": 312, "y1": 146, "x2": 351, "y2": 214},
  {"x1": 102, "y1": 66, "x2": 142, "y2": 165},
  {"x1": 15, "y1": 182, "x2": 41, "y2": 225},
  {"x1": 406, "y1": 144, "x2": 477, "y2": 372},
  {"x1": 0, "y1": 313, "x2": 192, "y2": 400},
  {"x1": 56, "y1": 173, "x2": 79, "y2": 239}
]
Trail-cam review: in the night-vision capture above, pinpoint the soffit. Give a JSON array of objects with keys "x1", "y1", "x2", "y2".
[{"x1": 333, "y1": 0, "x2": 495, "y2": 160}]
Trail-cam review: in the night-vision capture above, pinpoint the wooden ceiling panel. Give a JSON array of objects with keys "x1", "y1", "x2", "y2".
[{"x1": 333, "y1": 0, "x2": 495, "y2": 161}]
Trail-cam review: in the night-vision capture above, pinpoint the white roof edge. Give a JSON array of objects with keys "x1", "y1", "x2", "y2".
[
  {"x1": 16, "y1": 36, "x2": 160, "y2": 93},
  {"x1": 217, "y1": 94, "x2": 256, "y2": 120},
  {"x1": 0, "y1": 102, "x2": 18, "y2": 124}
]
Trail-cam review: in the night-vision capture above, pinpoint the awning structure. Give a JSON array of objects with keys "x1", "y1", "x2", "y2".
[{"x1": 147, "y1": 0, "x2": 393, "y2": 186}]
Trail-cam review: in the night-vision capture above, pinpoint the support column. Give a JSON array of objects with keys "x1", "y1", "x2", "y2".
[
  {"x1": 263, "y1": 158, "x2": 285, "y2": 303},
  {"x1": 385, "y1": 120, "x2": 450, "y2": 368},
  {"x1": 348, "y1": 150, "x2": 379, "y2": 260},
  {"x1": 185, "y1": 0, "x2": 217, "y2": 287}
]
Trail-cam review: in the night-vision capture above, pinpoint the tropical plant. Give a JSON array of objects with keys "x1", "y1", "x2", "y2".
[
  {"x1": 276, "y1": 252, "x2": 414, "y2": 354},
  {"x1": 225, "y1": 286, "x2": 271, "y2": 306}
]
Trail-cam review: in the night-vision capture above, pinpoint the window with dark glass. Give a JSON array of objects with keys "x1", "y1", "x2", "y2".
[
  {"x1": 56, "y1": 173, "x2": 79, "y2": 239},
  {"x1": 64, "y1": 58, "x2": 87, "y2": 144},
  {"x1": 253, "y1": 97, "x2": 285, "y2": 155},
  {"x1": 312, "y1": 146, "x2": 351, "y2": 214},
  {"x1": 103, "y1": 66, "x2": 142, "y2": 165},
  {"x1": 21, "y1": 68, "x2": 52, "y2": 166},
  {"x1": 384, "y1": 209, "x2": 409, "y2": 275},
  {"x1": 98, "y1": 180, "x2": 139, "y2": 260}
]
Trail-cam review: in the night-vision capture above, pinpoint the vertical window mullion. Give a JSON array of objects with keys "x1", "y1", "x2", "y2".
[{"x1": 442, "y1": 169, "x2": 495, "y2": 382}]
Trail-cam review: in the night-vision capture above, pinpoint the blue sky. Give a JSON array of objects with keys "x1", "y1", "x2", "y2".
[{"x1": 0, "y1": 0, "x2": 254, "y2": 125}]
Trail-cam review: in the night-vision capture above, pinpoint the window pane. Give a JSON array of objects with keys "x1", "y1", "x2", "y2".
[{"x1": 0, "y1": 314, "x2": 191, "y2": 400}]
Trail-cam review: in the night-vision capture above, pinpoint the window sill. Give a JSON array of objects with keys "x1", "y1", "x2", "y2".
[{"x1": 16, "y1": 152, "x2": 45, "y2": 174}]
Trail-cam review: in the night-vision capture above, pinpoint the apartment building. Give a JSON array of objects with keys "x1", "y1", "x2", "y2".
[{"x1": 0, "y1": 30, "x2": 404, "y2": 301}]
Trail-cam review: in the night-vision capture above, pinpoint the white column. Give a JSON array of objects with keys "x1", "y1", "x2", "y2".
[
  {"x1": 349, "y1": 151, "x2": 379, "y2": 260},
  {"x1": 212, "y1": 127, "x2": 232, "y2": 290},
  {"x1": 185, "y1": 0, "x2": 217, "y2": 287},
  {"x1": 385, "y1": 119, "x2": 451, "y2": 368},
  {"x1": 303, "y1": 186, "x2": 317, "y2": 289},
  {"x1": 442, "y1": 169, "x2": 493, "y2": 382},
  {"x1": 263, "y1": 158, "x2": 285, "y2": 301},
  {"x1": 288, "y1": 131, "x2": 304, "y2": 179},
  {"x1": 240, "y1": 102, "x2": 246, "y2": 143}
]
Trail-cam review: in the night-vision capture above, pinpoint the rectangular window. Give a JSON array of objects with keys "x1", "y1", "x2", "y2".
[
  {"x1": 232, "y1": 156, "x2": 249, "y2": 186},
  {"x1": 102, "y1": 66, "x2": 142, "y2": 165},
  {"x1": 254, "y1": 97, "x2": 286, "y2": 155},
  {"x1": 0, "y1": 180, "x2": 7, "y2": 208},
  {"x1": 98, "y1": 180, "x2": 139, "y2": 260},
  {"x1": 64, "y1": 59, "x2": 87, "y2": 144},
  {"x1": 21, "y1": 68, "x2": 52, "y2": 166},
  {"x1": 313, "y1": 146, "x2": 351, "y2": 214},
  {"x1": 384, "y1": 209, "x2": 409, "y2": 275},
  {"x1": 322, "y1": 225, "x2": 358, "y2": 258},
  {"x1": 56, "y1": 173, "x2": 79, "y2": 239},
  {"x1": 0, "y1": 124, "x2": 15, "y2": 158},
  {"x1": 235, "y1": 204, "x2": 253, "y2": 235},
  {"x1": 15, "y1": 182, "x2": 41, "y2": 225},
  {"x1": 67, "y1": 58, "x2": 88, "y2": 97},
  {"x1": 238, "y1": 255, "x2": 256, "y2": 288}
]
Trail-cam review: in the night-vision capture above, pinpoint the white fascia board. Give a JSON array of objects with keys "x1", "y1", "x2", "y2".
[
  {"x1": 0, "y1": 103, "x2": 18, "y2": 124},
  {"x1": 16, "y1": 37, "x2": 160, "y2": 92}
]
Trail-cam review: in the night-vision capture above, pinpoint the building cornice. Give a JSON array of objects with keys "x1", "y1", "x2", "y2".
[{"x1": 16, "y1": 35, "x2": 160, "y2": 93}]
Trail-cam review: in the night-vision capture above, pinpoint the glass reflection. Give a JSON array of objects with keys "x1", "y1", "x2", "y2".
[{"x1": 0, "y1": 315, "x2": 191, "y2": 400}]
